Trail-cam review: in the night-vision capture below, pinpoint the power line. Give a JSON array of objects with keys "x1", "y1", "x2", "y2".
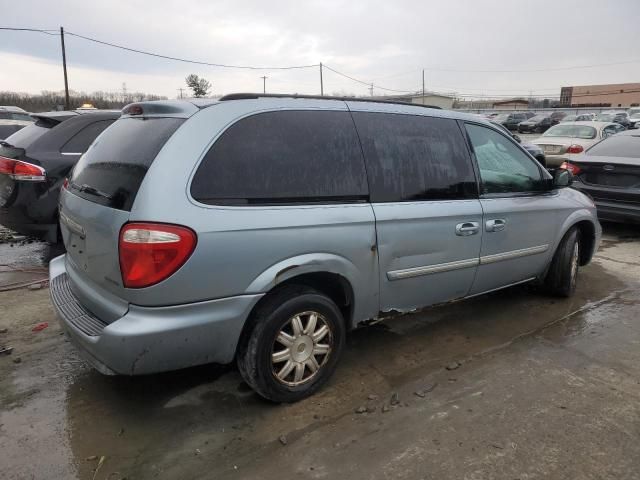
[
  {"x1": 323, "y1": 65, "x2": 415, "y2": 93},
  {"x1": 64, "y1": 31, "x2": 319, "y2": 70},
  {"x1": 0, "y1": 26, "x2": 58, "y2": 36},
  {"x1": 419, "y1": 60, "x2": 640, "y2": 73}
]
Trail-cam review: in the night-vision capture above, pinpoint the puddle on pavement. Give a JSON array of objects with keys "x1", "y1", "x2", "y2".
[
  {"x1": 0, "y1": 236, "x2": 64, "y2": 289},
  {"x1": 59, "y1": 262, "x2": 628, "y2": 479}
]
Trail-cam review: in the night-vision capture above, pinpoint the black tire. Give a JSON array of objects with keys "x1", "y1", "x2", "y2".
[
  {"x1": 237, "y1": 285, "x2": 346, "y2": 403},
  {"x1": 545, "y1": 228, "x2": 580, "y2": 297}
]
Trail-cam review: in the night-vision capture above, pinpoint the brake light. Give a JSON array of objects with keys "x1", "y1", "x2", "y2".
[
  {"x1": 560, "y1": 162, "x2": 581, "y2": 176},
  {"x1": 62, "y1": 178, "x2": 69, "y2": 189},
  {"x1": 122, "y1": 104, "x2": 143, "y2": 116},
  {"x1": 0, "y1": 156, "x2": 46, "y2": 181},
  {"x1": 566, "y1": 144, "x2": 584, "y2": 154},
  {"x1": 119, "y1": 223, "x2": 197, "y2": 288}
]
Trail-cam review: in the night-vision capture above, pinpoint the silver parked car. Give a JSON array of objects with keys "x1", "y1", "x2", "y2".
[{"x1": 49, "y1": 95, "x2": 601, "y2": 402}]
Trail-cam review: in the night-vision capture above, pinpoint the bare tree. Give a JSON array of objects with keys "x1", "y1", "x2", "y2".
[{"x1": 185, "y1": 74, "x2": 211, "y2": 97}]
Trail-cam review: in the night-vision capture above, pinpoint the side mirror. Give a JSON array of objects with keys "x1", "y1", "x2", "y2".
[
  {"x1": 553, "y1": 168, "x2": 573, "y2": 188},
  {"x1": 512, "y1": 134, "x2": 522, "y2": 143}
]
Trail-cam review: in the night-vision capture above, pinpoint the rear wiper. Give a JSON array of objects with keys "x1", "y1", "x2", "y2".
[
  {"x1": 71, "y1": 182, "x2": 113, "y2": 200},
  {"x1": 0, "y1": 140, "x2": 15, "y2": 148}
]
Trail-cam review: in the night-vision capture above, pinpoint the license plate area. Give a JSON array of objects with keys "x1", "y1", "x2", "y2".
[{"x1": 543, "y1": 145, "x2": 562, "y2": 154}]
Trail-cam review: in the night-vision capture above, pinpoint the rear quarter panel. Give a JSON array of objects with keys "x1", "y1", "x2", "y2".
[{"x1": 128, "y1": 99, "x2": 380, "y2": 326}]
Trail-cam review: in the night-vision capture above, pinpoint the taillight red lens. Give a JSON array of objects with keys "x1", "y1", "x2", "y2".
[
  {"x1": 0, "y1": 156, "x2": 46, "y2": 181},
  {"x1": 566, "y1": 144, "x2": 584, "y2": 154},
  {"x1": 560, "y1": 161, "x2": 581, "y2": 176},
  {"x1": 62, "y1": 178, "x2": 69, "y2": 189},
  {"x1": 119, "y1": 223, "x2": 197, "y2": 288}
]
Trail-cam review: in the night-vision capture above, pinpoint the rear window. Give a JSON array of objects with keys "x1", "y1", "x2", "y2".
[
  {"x1": 190, "y1": 110, "x2": 368, "y2": 205},
  {"x1": 352, "y1": 112, "x2": 477, "y2": 202},
  {"x1": 543, "y1": 125, "x2": 597, "y2": 139},
  {"x1": 70, "y1": 117, "x2": 184, "y2": 211},
  {"x1": 586, "y1": 135, "x2": 640, "y2": 158},
  {"x1": 2, "y1": 122, "x2": 53, "y2": 148}
]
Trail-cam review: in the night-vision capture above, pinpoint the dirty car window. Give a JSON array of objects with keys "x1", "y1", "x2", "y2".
[
  {"x1": 352, "y1": 112, "x2": 477, "y2": 202},
  {"x1": 191, "y1": 110, "x2": 368, "y2": 204}
]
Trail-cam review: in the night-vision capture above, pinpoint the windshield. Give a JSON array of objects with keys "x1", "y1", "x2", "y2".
[
  {"x1": 493, "y1": 114, "x2": 509, "y2": 122},
  {"x1": 528, "y1": 115, "x2": 548, "y2": 122},
  {"x1": 630, "y1": 112, "x2": 640, "y2": 119},
  {"x1": 586, "y1": 135, "x2": 640, "y2": 158},
  {"x1": 543, "y1": 124, "x2": 597, "y2": 139},
  {"x1": 562, "y1": 115, "x2": 577, "y2": 122}
]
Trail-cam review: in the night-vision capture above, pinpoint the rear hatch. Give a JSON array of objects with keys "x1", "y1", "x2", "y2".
[{"x1": 60, "y1": 114, "x2": 185, "y2": 314}]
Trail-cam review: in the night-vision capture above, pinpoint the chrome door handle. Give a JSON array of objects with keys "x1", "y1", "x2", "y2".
[
  {"x1": 455, "y1": 222, "x2": 480, "y2": 236},
  {"x1": 486, "y1": 219, "x2": 506, "y2": 232}
]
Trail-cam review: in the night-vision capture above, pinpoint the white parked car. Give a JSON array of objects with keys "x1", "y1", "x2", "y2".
[{"x1": 531, "y1": 121, "x2": 625, "y2": 168}]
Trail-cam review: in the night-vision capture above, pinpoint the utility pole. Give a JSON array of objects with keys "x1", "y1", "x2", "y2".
[
  {"x1": 260, "y1": 75, "x2": 267, "y2": 94},
  {"x1": 422, "y1": 69, "x2": 425, "y2": 105},
  {"x1": 319, "y1": 62, "x2": 324, "y2": 96},
  {"x1": 60, "y1": 26, "x2": 70, "y2": 110},
  {"x1": 177, "y1": 87, "x2": 185, "y2": 99}
]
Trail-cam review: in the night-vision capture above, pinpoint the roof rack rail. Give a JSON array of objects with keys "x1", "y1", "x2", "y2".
[{"x1": 218, "y1": 93, "x2": 442, "y2": 110}]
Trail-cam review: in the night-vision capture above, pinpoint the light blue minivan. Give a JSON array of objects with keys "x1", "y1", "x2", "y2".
[{"x1": 50, "y1": 94, "x2": 601, "y2": 402}]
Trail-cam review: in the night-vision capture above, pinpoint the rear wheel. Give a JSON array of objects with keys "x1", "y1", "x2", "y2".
[
  {"x1": 237, "y1": 286, "x2": 345, "y2": 403},
  {"x1": 545, "y1": 228, "x2": 580, "y2": 297}
]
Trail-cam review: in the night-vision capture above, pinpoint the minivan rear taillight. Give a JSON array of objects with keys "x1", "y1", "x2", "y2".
[
  {"x1": 0, "y1": 156, "x2": 46, "y2": 181},
  {"x1": 119, "y1": 223, "x2": 197, "y2": 288}
]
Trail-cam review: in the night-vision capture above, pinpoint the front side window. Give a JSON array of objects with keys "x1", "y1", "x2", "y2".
[
  {"x1": 466, "y1": 123, "x2": 544, "y2": 195},
  {"x1": 191, "y1": 110, "x2": 368, "y2": 205},
  {"x1": 352, "y1": 112, "x2": 477, "y2": 202}
]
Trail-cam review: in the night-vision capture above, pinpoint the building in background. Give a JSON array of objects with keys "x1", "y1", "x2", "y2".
[
  {"x1": 560, "y1": 83, "x2": 640, "y2": 108},
  {"x1": 376, "y1": 92, "x2": 455, "y2": 109},
  {"x1": 491, "y1": 99, "x2": 530, "y2": 110}
]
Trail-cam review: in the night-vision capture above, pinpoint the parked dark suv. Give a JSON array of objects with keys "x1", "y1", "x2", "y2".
[
  {"x1": 0, "y1": 110, "x2": 120, "y2": 242},
  {"x1": 494, "y1": 112, "x2": 535, "y2": 131}
]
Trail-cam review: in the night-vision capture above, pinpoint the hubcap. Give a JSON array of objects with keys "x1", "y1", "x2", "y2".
[{"x1": 271, "y1": 311, "x2": 333, "y2": 386}]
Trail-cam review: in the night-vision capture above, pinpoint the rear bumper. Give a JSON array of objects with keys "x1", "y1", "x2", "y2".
[
  {"x1": 49, "y1": 255, "x2": 264, "y2": 375},
  {"x1": 572, "y1": 182, "x2": 640, "y2": 224},
  {"x1": 594, "y1": 201, "x2": 640, "y2": 224}
]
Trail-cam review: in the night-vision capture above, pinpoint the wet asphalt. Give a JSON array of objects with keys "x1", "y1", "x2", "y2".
[{"x1": 1, "y1": 223, "x2": 639, "y2": 479}]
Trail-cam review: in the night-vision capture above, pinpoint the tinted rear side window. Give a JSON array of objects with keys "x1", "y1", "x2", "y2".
[
  {"x1": 70, "y1": 117, "x2": 184, "y2": 211},
  {"x1": 61, "y1": 120, "x2": 115, "y2": 154},
  {"x1": 351, "y1": 112, "x2": 477, "y2": 202},
  {"x1": 191, "y1": 110, "x2": 368, "y2": 204}
]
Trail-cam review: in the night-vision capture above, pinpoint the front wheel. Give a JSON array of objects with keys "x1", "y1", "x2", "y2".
[
  {"x1": 237, "y1": 286, "x2": 346, "y2": 403},
  {"x1": 545, "y1": 228, "x2": 580, "y2": 297}
]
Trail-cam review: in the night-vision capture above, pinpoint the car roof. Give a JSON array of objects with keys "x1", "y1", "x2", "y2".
[
  {"x1": 125, "y1": 94, "x2": 491, "y2": 124},
  {"x1": 0, "y1": 106, "x2": 28, "y2": 113}
]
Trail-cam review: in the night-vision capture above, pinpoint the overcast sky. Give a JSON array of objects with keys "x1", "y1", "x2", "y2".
[{"x1": 1, "y1": 0, "x2": 639, "y2": 99}]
